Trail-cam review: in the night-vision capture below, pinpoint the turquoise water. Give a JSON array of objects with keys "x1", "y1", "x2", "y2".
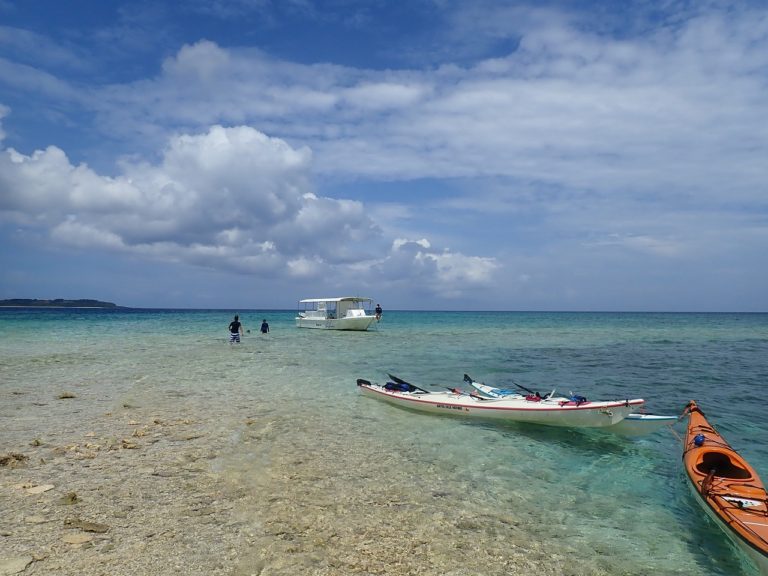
[{"x1": 2, "y1": 308, "x2": 768, "y2": 575}]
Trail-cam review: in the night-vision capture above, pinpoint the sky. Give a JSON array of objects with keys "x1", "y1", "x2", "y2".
[{"x1": 0, "y1": 0, "x2": 767, "y2": 311}]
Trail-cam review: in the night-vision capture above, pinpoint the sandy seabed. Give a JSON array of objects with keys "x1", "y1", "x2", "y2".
[{"x1": 0, "y1": 376, "x2": 590, "y2": 576}]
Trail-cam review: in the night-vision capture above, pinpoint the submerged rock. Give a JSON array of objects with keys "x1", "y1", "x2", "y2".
[
  {"x1": 0, "y1": 453, "x2": 28, "y2": 468},
  {"x1": 59, "y1": 492, "x2": 79, "y2": 505},
  {"x1": 24, "y1": 484, "x2": 54, "y2": 495},
  {"x1": 64, "y1": 517, "x2": 110, "y2": 533},
  {"x1": 0, "y1": 556, "x2": 33, "y2": 574},
  {"x1": 61, "y1": 533, "x2": 94, "y2": 545}
]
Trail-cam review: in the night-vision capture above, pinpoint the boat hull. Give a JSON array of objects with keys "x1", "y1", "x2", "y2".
[
  {"x1": 358, "y1": 382, "x2": 643, "y2": 428},
  {"x1": 295, "y1": 316, "x2": 376, "y2": 330},
  {"x1": 682, "y1": 401, "x2": 768, "y2": 574}
]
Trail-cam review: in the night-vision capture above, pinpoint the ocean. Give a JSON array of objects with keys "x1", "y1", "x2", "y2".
[{"x1": 2, "y1": 308, "x2": 768, "y2": 575}]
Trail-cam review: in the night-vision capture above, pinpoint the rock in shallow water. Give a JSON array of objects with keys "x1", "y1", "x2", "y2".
[
  {"x1": 0, "y1": 556, "x2": 33, "y2": 574},
  {"x1": 24, "y1": 484, "x2": 54, "y2": 495}
]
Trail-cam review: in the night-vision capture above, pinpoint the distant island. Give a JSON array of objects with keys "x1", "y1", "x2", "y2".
[{"x1": 0, "y1": 298, "x2": 122, "y2": 308}]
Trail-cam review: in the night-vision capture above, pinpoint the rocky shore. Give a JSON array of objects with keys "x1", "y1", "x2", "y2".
[
  {"x1": 2, "y1": 381, "x2": 572, "y2": 576},
  {"x1": 1, "y1": 395, "x2": 253, "y2": 576}
]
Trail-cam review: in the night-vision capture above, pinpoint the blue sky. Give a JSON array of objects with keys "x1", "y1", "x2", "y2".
[{"x1": 1, "y1": 0, "x2": 767, "y2": 311}]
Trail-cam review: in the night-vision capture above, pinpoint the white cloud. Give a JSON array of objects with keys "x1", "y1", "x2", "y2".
[
  {"x1": 0, "y1": 145, "x2": 142, "y2": 219},
  {"x1": 0, "y1": 122, "x2": 496, "y2": 299},
  {"x1": 286, "y1": 256, "x2": 323, "y2": 278},
  {"x1": 7, "y1": 7, "x2": 768, "y2": 186},
  {"x1": 342, "y1": 81, "x2": 430, "y2": 110},
  {"x1": 1, "y1": 3, "x2": 766, "y2": 309},
  {"x1": 379, "y1": 239, "x2": 499, "y2": 299},
  {"x1": 1, "y1": 125, "x2": 324, "y2": 270},
  {"x1": 51, "y1": 218, "x2": 125, "y2": 250},
  {"x1": 394, "y1": 237, "x2": 430, "y2": 250},
  {"x1": 161, "y1": 39, "x2": 232, "y2": 81},
  {"x1": 46, "y1": 9, "x2": 763, "y2": 212},
  {"x1": 0, "y1": 25, "x2": 90, "y2": 72},
  {"x1": 587, "y1": 233, "x2": 684, "y2": 258}
]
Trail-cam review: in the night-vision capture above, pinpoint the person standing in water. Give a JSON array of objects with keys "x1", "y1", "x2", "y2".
[
  {"x1": 228, "y1": 314, "x2": 244, "y2": 343},
  {"x1": 375, "y1": 303, "x2": 383, "y2": 321},
  {"x1": 260, "y1": 319, "x2": 270, "y2": 334}
]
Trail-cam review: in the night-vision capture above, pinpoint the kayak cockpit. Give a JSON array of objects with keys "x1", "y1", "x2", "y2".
[{"x1": 695, "y1": 451, "x2": 753, "y2": 480}]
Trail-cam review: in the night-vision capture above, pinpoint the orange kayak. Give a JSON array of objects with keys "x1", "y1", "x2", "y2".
[{"x1": 682, "y1": 401, "x2": 768, "y2": 574}]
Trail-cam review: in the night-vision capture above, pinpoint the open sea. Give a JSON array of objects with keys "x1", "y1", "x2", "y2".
[{"x1": 2, "y1": 308, "x2": 768, "y2": 575}]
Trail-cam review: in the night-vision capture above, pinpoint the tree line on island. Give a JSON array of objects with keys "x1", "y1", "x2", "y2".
[{"x1": 0, "y1": 299, "x2": 122, "y2": 308}]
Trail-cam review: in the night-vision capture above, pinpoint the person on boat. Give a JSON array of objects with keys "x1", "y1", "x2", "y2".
[
  {"x1": 375, "y1": 303, "x2": 383, "y2": 320},
  {"x1": 228, "y1": 315, "x2": 244, "y2": 343},
  {"x1": 260, "y1": 319, "x2": 270, "y2": 334}
]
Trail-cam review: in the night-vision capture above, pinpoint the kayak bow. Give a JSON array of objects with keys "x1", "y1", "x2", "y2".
[{"x1": 682, "y1": 401, "x2": 768, "y2": 574}]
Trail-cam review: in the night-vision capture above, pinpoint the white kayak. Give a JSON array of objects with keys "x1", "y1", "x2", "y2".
[
  {"x1": 464, "y1": 374, "x2": 675, "y2": 435},
  {"x1": 357, "y1": 376, "x2": 644, "y2": 429}
]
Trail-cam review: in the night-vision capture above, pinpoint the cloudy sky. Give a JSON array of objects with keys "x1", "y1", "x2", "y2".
[{"x1": 1, "y1": 0, "x2": 766, "y2": 311}]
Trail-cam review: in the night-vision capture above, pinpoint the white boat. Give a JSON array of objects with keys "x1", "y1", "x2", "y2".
[
  {"x1": 464, "y1": 374, "x2": 676, "y2": 435},
  {"x1": 357, "y1": 376, "x2": 644, "y2": 428},
  {"x1": 295, "y1": 297, "x2": 377, "y2": 331}
]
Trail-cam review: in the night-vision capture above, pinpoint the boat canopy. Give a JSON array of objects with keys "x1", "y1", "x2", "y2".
[{"x1": 298, "y1": 297, "x2": 373, "y2": 304}]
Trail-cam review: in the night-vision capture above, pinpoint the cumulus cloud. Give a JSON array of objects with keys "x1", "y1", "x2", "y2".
[
  {"x1": 10, "y1": 8, "x2": 756, "y2": 213},
  {"x1": 1, "y1": 125, "x2": 317, "y2": 273},
  {"x1": 69, "y1": 9, "x2": 767, "y2": 207},
  {"x1": 51, "y1": 217, "x2": 125, "y2": 249},
  {"x1": 1, "y1": 2, "x2": 766, "y2": 309},
  {"x1": 378, "y1": 239, "x2": 499, "y2": 299},
  {"x1": 0, "y1": 121, "x2": 496, "y2": 297}
]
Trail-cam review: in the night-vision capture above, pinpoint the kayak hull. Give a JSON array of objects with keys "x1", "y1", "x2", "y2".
[
  {"x1": 604, "y1": 413, "x2": 678, "y2": 436},
  {"x1": 682, "y1": 401, "x2": 768, "y2": 574},
  {"x1": 466, "y1": 375, "x2": 673, "y2": 436},
  {"x1": 358, "y1": 381, "x2": 643, "y2": 428}
]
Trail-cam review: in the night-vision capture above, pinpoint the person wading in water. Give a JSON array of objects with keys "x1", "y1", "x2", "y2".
[{"x1": 228, "y1": 315, "x2": 244, "y2": 343}]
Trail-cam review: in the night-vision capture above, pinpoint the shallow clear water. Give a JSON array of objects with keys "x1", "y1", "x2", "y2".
[{"x1": 2, "y1": 308, "x2": 767, "y2": 575}]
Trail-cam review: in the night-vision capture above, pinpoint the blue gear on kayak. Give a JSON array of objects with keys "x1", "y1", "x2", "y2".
[{"x1": 384, "y1": 382, "x2": 411, "y2": 392}]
